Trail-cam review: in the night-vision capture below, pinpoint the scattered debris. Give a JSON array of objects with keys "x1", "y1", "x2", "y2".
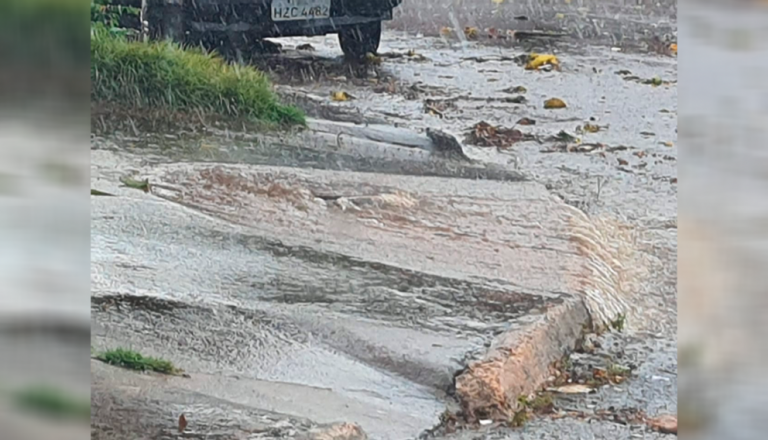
[
  {"x1": 550, "y1": 130, "x2": 580, "y2": 144},
  {"x1": 547, "y1": 384, "x2": 595, "y2": 394},
  {"x1": 525, "y1": 53, "x2": 560, "y2": 71},
  {"x1": 504, "y1": 95, "x2": 527, "y2": 104},
  {"x1": 544, "y1": 98, "x2": 567, "y2": 109},
  {"x1": 465, "y1": 121, "x2": 535, "y2": 149},
  {"x1": 464, "y1": 26, "x2": 479, "y2": 39},
  {"x1": 620, "y1": 74, "x2": 675, "y2": 86},
  {"x1": 516, "y1": 117, "x2": 536, "y2": 126},
  {"x1": 580, "y1": 123, "x2": 602, "y2": 133},
  {"x1": 365, "y1": 52, "x2": 382, "y2": 65},
  {"x1": 424, "y1": 99, "x2": 452, "y2": 118},
  {"x1": 648, "y1": 414, "x2": 677, "y2": 435},
  {"x1": 501, "y1": 85, "x2": 527, "y2": 94},
  {"x1": 178, "y1": 414, "x2": 188, "y2": 433},
  {"x1": 331, "y1": 91, "x2": 354, "y2": 102},
  {"x1": 379, "y1": 50, "x2": 429, "y2": 62}
]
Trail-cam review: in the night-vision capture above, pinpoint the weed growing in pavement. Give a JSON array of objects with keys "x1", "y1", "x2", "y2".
[{"x1": 95, "y1": 347, "x2": 182, "y2": 375}]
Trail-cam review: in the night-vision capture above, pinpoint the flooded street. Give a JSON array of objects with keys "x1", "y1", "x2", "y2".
[{"x1": 91, "y1": 2, "x2": 677, "y2": 439}]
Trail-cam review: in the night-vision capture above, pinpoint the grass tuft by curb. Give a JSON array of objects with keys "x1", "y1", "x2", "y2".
[
  {"x1": 90, "y1": 25, "x2": 305, "y2": 127},
  {"x1": 12, "y1": 385, "x2": 90, "y2": 421},
  {"x1": 96, "y1": 348, "x2": 181, "y2": 375}
]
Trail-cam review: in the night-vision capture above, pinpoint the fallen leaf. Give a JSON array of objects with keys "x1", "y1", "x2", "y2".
[
  {"x1": 548, "y1": 384, "x2": 594, "y2": 394},
  {"x1": 178, "y1": 414, "x2": 187, "y2": 433},
  {"x1": 618, "y1": 158, "x2": 629, "y2": 166},
  {"x1": 331, "y1": 91, "x2": 354, "y2": 102},
  {"x1": 669, "y1": 43, "x2": 677, "y2": 55},
  {"x1": 670, "y1": 178, "x2": 677, "y2": 184},
  {"x1": 465, "y1": 121, "x2": 535, "y2": 149},
  {"x1": 464, "y1": 26, "x2": 479, "y2": 39},
  {"x1": 661, "y1": 141, "x2": 674, "y2": 147},
  {"x1": 647, "y1": 414, "x2": 677, "y2": 434},
  {"x1": 440, "y1": 26, "x2": 453, "y2": 37},
  {"x1": 526, "y1": 53, "x2": 560, "y2": 70},
  {"x1": 516, "y1": 117, "x2": 536, "y2": 126},
  {"x1": 544, "y1": 97, "x2": 567, "y2": 109}
]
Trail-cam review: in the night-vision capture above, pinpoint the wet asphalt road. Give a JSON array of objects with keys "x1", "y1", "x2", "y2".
[{"x1": 90, "y1": 3, "x2": 678, "y2": 439}]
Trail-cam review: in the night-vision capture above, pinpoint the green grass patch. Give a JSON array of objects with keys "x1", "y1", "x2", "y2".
[
  {"x1": 91, "y1": 25, "x2": 305, "y2": 127},
  {"x1": 96, "y1": 348, "x2": 181, "y2": 375},
  {"x1": 12, "y1": 385, "x2": 90, "y2": 421}
]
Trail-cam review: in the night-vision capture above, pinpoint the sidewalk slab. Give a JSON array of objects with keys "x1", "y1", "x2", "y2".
[{"x1": 91, "y1": 151, "x2": 596, "y2": 435}]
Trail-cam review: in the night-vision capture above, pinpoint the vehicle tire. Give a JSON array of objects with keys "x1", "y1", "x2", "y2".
[
  {"x1": 141, "y1": 0, "x2": 186, "y2": 43},
  {"x1": 338, "y1": 21, "x2": 382, "y2": 60}
]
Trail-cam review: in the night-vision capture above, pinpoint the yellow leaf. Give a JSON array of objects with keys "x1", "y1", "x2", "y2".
[
  {"x1": 464, "y1": 26, "x2": 479, "y2": 39},
  {"x1": 670, "y1": 43, "x2": 677, "y2": 55},
  {"x1": 440, "y1": 26, "x2": 453, "y2": 36},
  {"x1": 555, "y1": 13, "x2": 565, "y2": 19},
  {"x1": 525, "y1": 53, "x2": 559, "y2": 70},
  {"x1": 544, "y1": 98, "x2": 567, "y2": 109},
  {"x1": 662, "y1": 141, "x2": 674, "y2": 147},
  {"x1": 331, "y1": 91, "x2": 352, "y2": 102}
]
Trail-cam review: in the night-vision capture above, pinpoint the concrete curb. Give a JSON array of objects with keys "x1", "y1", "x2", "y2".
[{"x1": 454, "y1": 295, "x2": 589, "y2": 421}]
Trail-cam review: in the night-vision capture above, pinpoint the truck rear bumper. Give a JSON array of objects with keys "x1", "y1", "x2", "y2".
[
  {"x1": 187, "y1": 0, "x2": 399, "y2": 38},
  {"x1": 188, "y1": 11, "x2": 392, "y2": 38}
]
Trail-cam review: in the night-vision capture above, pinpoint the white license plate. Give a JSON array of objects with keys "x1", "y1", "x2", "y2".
[{"x1": 271, "y1": 0, "x2": 331, "y2": 22}]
